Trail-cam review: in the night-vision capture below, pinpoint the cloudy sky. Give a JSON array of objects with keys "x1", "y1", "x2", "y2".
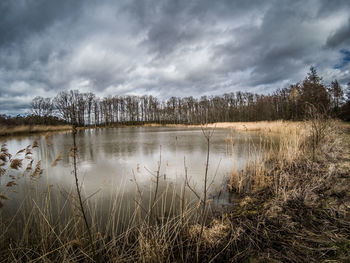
[{"x1": 1, "y1": 0, "x2": 350, "y2": 115}]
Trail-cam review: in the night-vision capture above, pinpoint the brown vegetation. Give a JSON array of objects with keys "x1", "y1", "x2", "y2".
[
  {"x1": 0, "y1": 125, "x2": 72, "y2": 136},
  {"x1": 225, "y1": 119, "x2": 350, "y2": 262},
  {"x1": 0, "y1": 120, "x2": 349, "y2": 262},
  {"x1": 145, "y1": 120, "x2": 304, "y2": 132}
]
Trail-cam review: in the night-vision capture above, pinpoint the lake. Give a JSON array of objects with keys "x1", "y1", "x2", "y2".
[{"x1": 1, "y1": 127, "x2": 265, "y2": 231}]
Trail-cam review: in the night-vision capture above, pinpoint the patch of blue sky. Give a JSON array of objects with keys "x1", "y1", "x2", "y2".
[{"x1": 334, "y1": 49, "x2": 350, "y2": 69}]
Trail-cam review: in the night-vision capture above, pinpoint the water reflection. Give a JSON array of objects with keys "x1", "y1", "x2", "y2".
[{"x1": 2, "y1": 127, "x2": 264, "y2": 217}]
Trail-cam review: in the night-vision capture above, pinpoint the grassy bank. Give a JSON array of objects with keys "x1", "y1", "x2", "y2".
[
  {"x1": 0, "y1": 125, "x2": 72, "y2": 136},
  {"x1": 0, "y1": 120, "x2": 309, "y2": 137},
  {"x1": 144, "y1": 120, "x2": 304, "y2": 132},
  {"x1": 225, "y1": 119, "x2": 350, "y2": 261},
  {"x1": 0, "y1": 120, "x2": 349, "y2": 262}
]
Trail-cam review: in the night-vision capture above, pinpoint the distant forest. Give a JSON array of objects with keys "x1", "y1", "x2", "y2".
[{"x1": 1, "y1": 67, "x2": 350, "y2": 127}]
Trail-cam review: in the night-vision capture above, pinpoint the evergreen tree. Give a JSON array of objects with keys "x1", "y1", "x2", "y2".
[{"x1": 300, "y1": 67, "x2": 330, "y2": 115}]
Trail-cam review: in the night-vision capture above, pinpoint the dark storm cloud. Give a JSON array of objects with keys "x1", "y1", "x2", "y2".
[
  {"x1": 1, "y1": 0, "x2": 350, "y2": 115},
  {"x1": 0, "y1": 96, "x2": 31, "y2": 115},
  {"x1": 327, "y1": 17, "x2": 350, "y2": 48},
  {"x1": 0, "y1": 0, "x2": 84, "y2": 47}
]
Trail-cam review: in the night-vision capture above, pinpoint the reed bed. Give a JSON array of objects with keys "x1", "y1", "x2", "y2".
[
  {"x1": 0, "y1": 125, "x2": 72, "y2": 136},
  {"x1": 225, "y1": 118, "x2": 350, "y2": 262},
  {"x1": 143, "y1": 120, "x2": 303, "y2": 132},
  {"x1": 0, "y1": 120, "x2": 349, "y2": 262},
  {"x1": 0, "y1": 137, "x2": 205, "y2": 262}
]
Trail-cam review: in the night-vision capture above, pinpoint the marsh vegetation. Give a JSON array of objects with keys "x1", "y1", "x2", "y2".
[
  {"x1": 0, "y1": 69, "x2": 349, "y2": 262},
  {"x1": 0, "y1": 117, "x2": 349, "y2": 262}
]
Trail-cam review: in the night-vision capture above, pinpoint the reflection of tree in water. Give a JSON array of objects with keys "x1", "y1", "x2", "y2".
[
  {"x1": 5, "y1": 127, "x2": 267, "y2": 198},
  {"x1": 1, "y1": 126, "x2": 272, "y2": 240}
]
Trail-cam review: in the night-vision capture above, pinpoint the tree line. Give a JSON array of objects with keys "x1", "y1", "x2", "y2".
[
  {"x1": 0, "y1": 114, "x2": 67, "y2": 126},
  {"x1": 2, "y1": 67, "x2": 350, "y2": 127}
]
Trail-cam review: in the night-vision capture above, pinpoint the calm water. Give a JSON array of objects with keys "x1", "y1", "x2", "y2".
[{"x1": 1, "y1": 127, "x2": 264, "y2": 227}]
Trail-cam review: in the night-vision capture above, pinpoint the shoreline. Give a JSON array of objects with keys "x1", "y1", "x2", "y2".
[
  {"x1": 0, "y1": 120, "x2": 298, "y2": 137},
  {"x1": 0, "y1": 125, "x2": 72, "y2": 137},
  {"x1": 0, "y1": 120, "x2": 349, "y2": 261},
  {"x1": 1, "y1": 120, "x2": 348, "y2": 137}
]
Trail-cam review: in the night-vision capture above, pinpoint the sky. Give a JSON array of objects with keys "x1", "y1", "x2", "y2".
[{"x1": 1, "y1": 0, "x2": 350, "y2": 115}]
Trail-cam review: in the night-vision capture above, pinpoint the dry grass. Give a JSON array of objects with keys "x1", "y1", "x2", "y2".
[
  {"x1": 224, "y1": 119, "x2": 350, "y2": 262},
  {"x1": 0, "y1": 125, "x2": 72, "y2": 136},
  {"x1": 51, "y1": 153, "x2": 63, "y2": 167},
  {"x1": 228, "y1": 118, "x2": 342, "y2": 194},
  {"x1": 200, "y1": 120, "x2": 304, "y2": 132},
  {"x1": 228, "y1": 121, "x2": 308, "y2": 194},
  {"x1": 143, "y1": 120, "x2": 303, "y2": 132},
  {"x1": 9, "y1": 158, "x2": 22, "y2": 170},
  {"x1": 0, "y1": 120, "x2": 349, "y2": 262}
]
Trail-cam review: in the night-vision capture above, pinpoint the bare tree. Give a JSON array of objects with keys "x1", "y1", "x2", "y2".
[{"x1": 31, "y1": 96, "x2": 53, "y2": 117}]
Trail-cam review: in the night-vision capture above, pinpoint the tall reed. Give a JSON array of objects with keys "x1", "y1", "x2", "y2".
[{"x1": 0, "y1": 119, "x2": 346, "y2": 262}]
